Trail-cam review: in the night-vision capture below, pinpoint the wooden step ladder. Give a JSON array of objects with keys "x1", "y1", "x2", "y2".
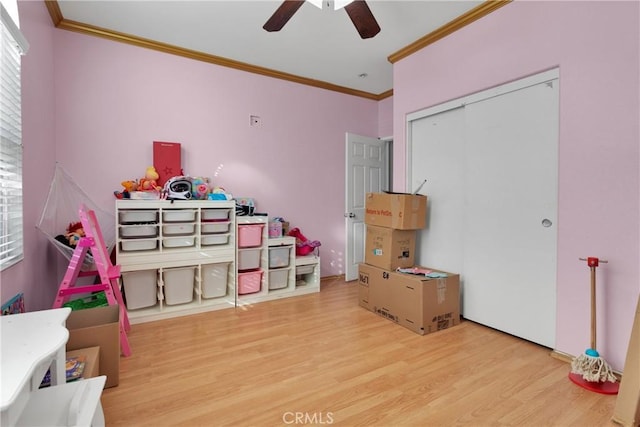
[{"x1": 53, "y1": 204, "x2": 131, "y2": 357}]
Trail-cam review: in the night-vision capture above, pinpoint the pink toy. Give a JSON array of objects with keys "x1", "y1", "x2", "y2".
[{"x1": 288, "y1": 227, "x2": 321, "y2": 256}]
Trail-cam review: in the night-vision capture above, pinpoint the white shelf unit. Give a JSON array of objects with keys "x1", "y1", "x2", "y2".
[
  {"x1": 115, "y1": 200, "x2": 236, "y2": 324},
  {"x1": 236, "y1": 217, "x2": 320, "y2": 306}
]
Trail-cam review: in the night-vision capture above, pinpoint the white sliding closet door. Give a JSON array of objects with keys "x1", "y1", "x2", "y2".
[
  {"x1": 462, "y1": 80, "x2": 558, "y2": 348},
  {"x1": 408, "y1": 70, "x2": 559, "y2": 348},
  {"x1": 409, "y1": 107, "x2": 466, "y2": 275}
]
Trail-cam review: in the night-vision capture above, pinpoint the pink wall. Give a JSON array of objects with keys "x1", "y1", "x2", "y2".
[
  {"x1": 393, "y1": 0, "x2": 639, "y2": 370},
  {"x1": 377, "y1": 96, "x2": 393, "y2": 138},
  {"x1": 0, "y1": 1, "x2": 58, "y2": 311},
  {"x1": 1, "y1": 1, "x2": 381, "y2": 311}
]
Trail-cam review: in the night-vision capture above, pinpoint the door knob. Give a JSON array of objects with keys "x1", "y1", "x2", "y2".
[
  {"x1": 344, "y1": 212, "x2": 356, "y2": 218},
  {"x1": 541, "y1": 218, "x2": 552, "y2": 227}
]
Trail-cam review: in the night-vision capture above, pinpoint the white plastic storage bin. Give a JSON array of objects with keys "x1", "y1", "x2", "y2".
[
  {"x1": 201, "y1": 221, "x2": 231, "y2": 234},
  {"x1": 162, "y1": 223, "x2": 195, "y2": 236},
  {"x1": 118, "y1": 209, "x2": 158, "y2": 224},
  {"x1": 162, "y1": 209, "x2": 196, "y2": 223},
  {"x1": 268, "y1": 269, "x2": 289, "y2": 290},
  {"x1": 201, "y1": 234, "x2": 230, "y2": 246},
  {"x1": 120, "y1": 239, "x2": 158, "y2": 252},
  {"x1": 122, "y1": 270, "x2": 157, "y2": 310},
  {"x1": 269, "y1": 247, "x2": 291, "y2": 268},
  {"x1": 163, "y1": 266, "x2": 195, "y2": 305},
  {"x1": 202, "y1": 208, "x2": 230, "y2": 221},
  {"x1": 237, "y1": 224, "x2": 264, "y2": 248},
  {"x1": 202, "y1": 262, "x2": 230, "y2": 298},
  {"x1": 119, "y1": 225, "x2": 158, "y2": 238},
  {"x1": 296, "y1": 264, "x2": 315, "y2": 275},
  {"x1": 238, "y1": 248, "x2": 262, "y2": 270},
  {"x1": 238, "y1": 270, "x2": 263, "y2": 295},
  {"x1": 162, "y1": 236, "x2": 195, "y2": 248}
]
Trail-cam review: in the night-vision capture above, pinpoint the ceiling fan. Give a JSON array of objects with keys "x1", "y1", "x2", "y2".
[{"x1": 263, "y1": 0, "x2": 381, "y2": 39}]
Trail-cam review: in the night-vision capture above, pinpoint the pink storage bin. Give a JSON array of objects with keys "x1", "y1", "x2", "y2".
[
  {"x1": 238, "y1": 224, "x2": 264, "y2": 248},
  {"x1": 238, "y1": 270, "x2": 263, "y2": 295}
]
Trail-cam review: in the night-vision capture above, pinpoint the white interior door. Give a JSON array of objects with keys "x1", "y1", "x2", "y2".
[
  {"x1": 408, "y1": 70, "x2": 559, "y2": 348},
  {"x1": 345, "y1": 133, "x2": 388, "y2": 281}
]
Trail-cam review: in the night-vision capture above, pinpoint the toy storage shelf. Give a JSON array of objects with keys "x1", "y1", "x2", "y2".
[
  {"x1": 235, "y1": 218, "x2": 320, "y2": 306},
  {"x1": 115, "y1": 200, "x2": 236, "y2": 324}
]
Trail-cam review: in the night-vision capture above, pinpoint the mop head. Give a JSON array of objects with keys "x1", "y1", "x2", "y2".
[{"x1": 570, "y1": 348, "x2": 617, "y2": 383}]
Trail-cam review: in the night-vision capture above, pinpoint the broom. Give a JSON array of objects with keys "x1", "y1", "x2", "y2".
[{"x1": 569, "y1": 257, "x2": 618, "y2": 394}]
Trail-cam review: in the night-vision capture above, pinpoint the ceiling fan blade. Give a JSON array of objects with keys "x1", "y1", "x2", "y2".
[
  {"x1": 344, "y1": 1, "x2": 380, "y2": 39},
  {"x1": 263, "y1": 0, "x2": 305, "y2": 32}
]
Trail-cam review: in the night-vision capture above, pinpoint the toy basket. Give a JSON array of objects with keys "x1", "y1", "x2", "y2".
[{"x1": 37, "y1": 164, "x2": 115, "y2": 269}]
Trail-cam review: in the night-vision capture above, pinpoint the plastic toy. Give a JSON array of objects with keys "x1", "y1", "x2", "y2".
[{"x1": 288, "y1": 227, "x2": 321, "y2": 256}]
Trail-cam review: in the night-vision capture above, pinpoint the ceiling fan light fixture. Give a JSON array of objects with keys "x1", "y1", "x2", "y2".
[{"x1": 307, "y1": 0, "x2": 323, "y2": 9}]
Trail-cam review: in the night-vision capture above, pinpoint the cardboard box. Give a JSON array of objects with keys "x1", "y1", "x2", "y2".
[
  {"x1": 613, "y1": 294, "x2": 640, "y2": 426},
  {"x1": 153, "y1": 141, "x2": 182, "y2": 187},
  {"x1": 66, "y1": 346, "x2": 100, "y2": 380},
  {"x1": 365, "y1": 225, "x2": 416, "y2": 270},
  {"x1": 365, "y1": 192, "x2": 427, "y2": 230},
  {"x1": 65, "y1": 305, "x2": 120, "y2": 388},
  {"x1": 358, "y1": 263, "x2": 460, "y2": 335}
]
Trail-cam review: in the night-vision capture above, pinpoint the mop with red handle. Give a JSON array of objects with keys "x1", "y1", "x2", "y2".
[{"x1": 568, "y1": 257, "x2": 619, "y2": 394}]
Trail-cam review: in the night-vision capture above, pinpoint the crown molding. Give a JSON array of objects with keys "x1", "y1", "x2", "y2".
[
  {"x1": 388, "y1": 0, "x2": 512, "y2": 64},
  {"x1": 44, "y1": 1, "x2": 507, "y2": 101}
]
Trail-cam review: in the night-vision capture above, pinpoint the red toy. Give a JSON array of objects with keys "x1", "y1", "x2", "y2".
[{"x1": 288, "y1": 227, "x2": 321, "y2": 256}]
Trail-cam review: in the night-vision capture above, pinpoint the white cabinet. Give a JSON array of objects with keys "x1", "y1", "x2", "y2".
[
  {"x1": 236, "y1": 217, "x2": 320, "y2": 306},
  {"x1": 116, "y1": 200, "x2": 236, "y2": 324}
]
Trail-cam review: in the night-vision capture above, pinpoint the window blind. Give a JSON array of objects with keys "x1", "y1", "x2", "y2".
[{"x1": 0, "y1": 1, "x2": 27, "y2": 270}]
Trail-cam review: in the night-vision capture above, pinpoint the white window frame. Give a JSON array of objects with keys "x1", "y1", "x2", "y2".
[{"x1": 1, "y1": 1, "x2": 28, "y2": 271}]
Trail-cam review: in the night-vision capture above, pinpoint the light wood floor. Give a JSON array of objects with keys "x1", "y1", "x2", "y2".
[{"x1": 102, "y1": 277, "x2": 619, "y2": 426}]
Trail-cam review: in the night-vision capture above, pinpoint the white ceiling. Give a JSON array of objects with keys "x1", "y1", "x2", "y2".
[{"x1": 56, "y1": 0, "x2": 485, "y2": 96}]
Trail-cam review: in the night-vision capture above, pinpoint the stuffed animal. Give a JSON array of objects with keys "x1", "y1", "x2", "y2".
[
  {"x1": 114, "y1": 180, "x2": 138, "y2": 199},
  {"x1": 191, "y1": 177, "x2": 210, "y2": 200},
  {"x1": 54, "y1": 221, "x2": 85, "y2": 248},
  {"x1": 139, "y1": 166, "x2": 161, "y2": 191},
  {"x1": 208, "y1": 186, "x2": 232, "y2": 200}
]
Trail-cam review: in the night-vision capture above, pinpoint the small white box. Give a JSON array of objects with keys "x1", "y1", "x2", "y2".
[
  {"x1": 162, "y1": 237, "x2": 195, "y2": 248},
  {"x1": 163, "y1": 223, "x2": 195, "y2": 236},
  {"x1": 202, "y1": 209, "x2": 230, "y2": 221},
  {"x1": 119, "y1": 209, "x2": 158, "y2": 224},
  {"x1": 122, "y1": 270, "x2": 157, "y2": 310},
  {"x1": 238, "y1": 248, "x2": 261, "y2": 270},
  {"x1": 163, "y1": 266, "x2": 195, "y2": 305},
  {"x1": 120, "y1": 239, "x2": 157, "y2": 252},
  {"x1": 162, "y1": 209, "x2": 196, "y2": 222},
  {"x1": 201, "y1": 234, "x2": 230, "y2": 246},
  {"x1": 201, "y1": 221, "x2": 231, "y2": 234},
  {"x1": 268, "y1": 269, "x2": 289, "y2": 290},
  {"x1": 202, "y1": 263, "x2": 229, "y2": 298}
]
